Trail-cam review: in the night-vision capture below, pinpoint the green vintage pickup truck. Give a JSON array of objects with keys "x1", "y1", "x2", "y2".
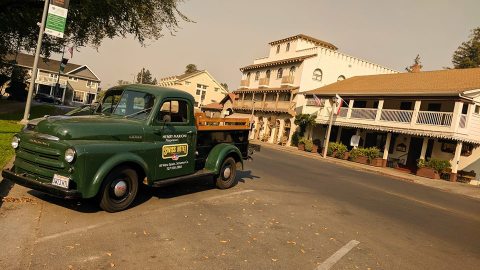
[{"x1": 2, "y1": 84, "x2": 255, "y2": 212}]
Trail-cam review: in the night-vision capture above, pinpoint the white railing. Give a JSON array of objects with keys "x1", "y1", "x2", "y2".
[
  {"x1": 350, "y1": 108, "x2": 377, "y2": 120},
  {"x1": 459, "y1": 114, "x2": 467, "y2": 128},
  {"x1": 380, "y1": 109, "x2": 413, "y2": 123},
  {"x1": 416, "y1": 111, "x2": 453, "y2": 126},
  {"x1": 337, "y1": 107, "x2": 348, "y2": 117}
]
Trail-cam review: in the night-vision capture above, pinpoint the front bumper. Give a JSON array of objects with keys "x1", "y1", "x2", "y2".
[{"x1": 1, "y1": 168, "x2": 81, "y2": 199}]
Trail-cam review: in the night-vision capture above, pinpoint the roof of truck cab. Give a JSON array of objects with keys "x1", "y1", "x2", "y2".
[{"x1": 109, "y1": 84, "x2": 194, "y2": 100}]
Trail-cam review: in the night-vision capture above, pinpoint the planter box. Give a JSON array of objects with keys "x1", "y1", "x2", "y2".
[
  {"x1": 352, "y1": 156, "x2": 369, "y2": 165},
  {"x1": 342, "y1": 152, "x2": 350, "y2": 160},
  {"x1": 416, "y1": 167, "x2": 440, "y2": 179},
  {"x1": 312, "y1": 145, "x2": 319, "y2": 153},
  {"x1": 298, "y1": 143, "x2": 305, "y2": 151},
  {"x1": 370, "y1": 158, "x2": 384, "y2": 167},
  {"x1": 328, "y1": 150, "x2": 337, "y2": 157}
]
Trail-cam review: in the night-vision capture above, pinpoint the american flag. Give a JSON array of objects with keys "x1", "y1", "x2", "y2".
[
  {"x1": 313, "y1": 95, "x2": 323, "y2": 107},
  {"x1": 335, "y1": 94, "x2": 344, "y2": 115}
]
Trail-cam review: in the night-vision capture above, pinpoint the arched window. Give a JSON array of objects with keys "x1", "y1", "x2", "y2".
[
  {"x1": 289, "y1": 66, "x2": 296, "y2": 76},
  {"x1": 276, "y1": 45, "x2": 281, "y2": 54},
  {"x1": 255, "y1": 71, "x2": 260, "y2": 81},
  {"x1": 312, "y1": 69, "x2": 323, "y2": 81},
  {"x1": 277, "y1": 68, "x2": 283, "y2": 79},
  {"x1": 337, "y1": 75, "x2": 346, "y2": 81},
  {"x1": 266, "y1": 70, "x2": 271, "y2": 79},
  {"x1": 286, "y1": 42, "x2": 290, "y2": 52},
  {"x1": 246, "y1": 72, "x2": 251, "y2": 80}
]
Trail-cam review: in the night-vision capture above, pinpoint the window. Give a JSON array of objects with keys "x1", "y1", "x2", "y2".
[
  {"x1": 49, "y1": 73, "x2": 58, "y2": 79},
  {"x1": 475, "y1": 105, "x2": 480, "y2": 114},
  {"x1": 266, "y1": 70, "x2": 271, "y2": 79},
  {"x1": 289, "y1": 66, "x2": 296, "y2": 76},
  {"x1": 337, "y1": 75, "x2": 346, "y2": 81},
  {"x1": 246, "y1": 72, "x2": 251, "y2": 80},
  {"x1": 156, "y1": 100, "x2": 188, "y2": 123},
  {"x1": 73, "y1": 91, "x2": 84, "y2": 102},
  {"x1": 196, "y1": 84, "x2": 207, "y2": 96},
  {"x1": 68, "y1": 76, "x2": 78, "y2": 81},
  {"x1": 286, "y1": 42, "x2": 290, "y2": 52},
  {"x1": 214, "y1": 87, "x2": 219, "y2": 92},
  {"x1": 87, "y1": 81, "x2": 96, "y2": 87},
  {"x1": 312, "y1": 69, "x2": 323, "y2": 81},
  {"x1": 255, "y1": 71, "x2": 260, "y2": 81},
  {"x1": 276, "y1": 45, "x2": 280, "y2": 54},
  {"x1": 185, "y1": 81, "x2": 191, "y2": 86},
  {"x1": 112, "y1": 90, "x2": 156, "y2": 119},
  {"x1": 196, "y1": 89, "x2": 201, "y2": 95},
  {"x1": 277, "y1": 68, "x2": 283, "y2": 79},
  {"x1": 97, "y1": 90, "x2": 122, "y2": 114}
]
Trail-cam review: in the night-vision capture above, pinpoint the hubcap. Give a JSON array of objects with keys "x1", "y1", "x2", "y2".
[
  {"x1": 223, "y1": 167, "x2": 231, "y2": 179},
  {"x1": 113, "y1": 180, "x2": 128, "y2": 197}
]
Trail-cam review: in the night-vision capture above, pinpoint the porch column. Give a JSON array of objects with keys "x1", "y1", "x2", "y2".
[
  {"x1": 411, "y1": 100, "x2": 422, "y2": 126},
  {"x1": 277, "y1": 119, "x2": 285, "y2": 144},
  {"x1": 382, "y1": 132, "x2": 392, "y2": 167},
  {"x1": 465, "y1": 103, "x2": 474, "y2": 128},
  {"x1": 335, "y1": 126, "x2": 342, "y2": 143},
  {"x1": 419, "y1": 137, "x2": 429, "y2": 160},
  {"x1": 61, "y1": 87, "x2": 66, "y2": 103},
  {"x1": 451, "y1": 101, "x2": 463, "y2": 132},
  {"x1": 450, "y1": 141, "x2": 463, "y2": 182},
  {"x1": 35, "y1": 83, "x2": 39, "y2": 94},
  {"x1": 49, "y1": 85, "x2": 53, "y2": 95},
  {"x1": 346, "y1": 100, "x2": 354, "y2": 118},
  {"x1": 268, "y1": 125, "x2": 276, "y2": 143},
  {"x1": 262, "y1": 93, "x2": 267, "y2": 109},
  {"x1": 287, "y1": 120, "x2": 297, "y2": 146},
  {"x1": 375, "y1": 100, "x2": 384, "y2": 122}
]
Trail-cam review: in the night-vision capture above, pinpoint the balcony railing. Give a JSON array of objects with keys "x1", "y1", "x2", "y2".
[
  {"x1": 338, "y1": 107, "x2": 348, "y2": 117},
  {"x1": 380, "y1": 109, "x2": 413, "y2": 123},
  {"x1": 350, "y1": 108, "x2": 377, "y2": 120},
  {"x1": 259, "y1": 77, "x2": 269, "y2": 87},
  {"x1": 416, "y1": 111, "x2": 453, "y2": 126},
  {"x1": 459, "y1": 114, "x2": 467, "y2": 128},
  {"x1": 281, "y1": 75, "x2": 294, "y2": 85},
  {"x1": 240, "y1": 79, "x2": 250, "y2": 88}
]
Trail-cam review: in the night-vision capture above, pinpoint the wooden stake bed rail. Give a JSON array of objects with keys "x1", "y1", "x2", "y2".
[{"x1": 195, "y1": 113, "x2": 250, "y2": 131}]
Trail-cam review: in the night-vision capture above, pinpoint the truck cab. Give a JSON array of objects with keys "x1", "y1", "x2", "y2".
[{"x1": 2, "y1": 85, "x2": 253, "y2": 212}]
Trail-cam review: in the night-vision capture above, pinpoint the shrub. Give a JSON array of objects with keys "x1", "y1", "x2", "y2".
[
  {"x1": 418, "y1": 158, "x2": 451, "y2": 173},
  {"x1": 291, "y1": 131, "x2": 300, "y2": 146},
  {"x1": 327, "y1": 142, "x2": 347, "y2": 158},
  {"x1": 348, "y1": 146, "x2": 380, "y2": 161},
  {"x1": 349, "y1": 148, "x2": 362, "y2": 161},
  {"x1": 303, "y1": 139, "x2": 314, "y2": 152}
]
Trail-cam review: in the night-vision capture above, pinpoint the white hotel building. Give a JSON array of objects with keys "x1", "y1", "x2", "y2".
[{"x1": 232, "y1": 34, "x2": 397, "y2": 145}]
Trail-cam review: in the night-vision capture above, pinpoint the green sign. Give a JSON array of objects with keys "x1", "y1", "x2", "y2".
[{"x1": 45, "y1": 1, "x2": 69, "y2": 38}]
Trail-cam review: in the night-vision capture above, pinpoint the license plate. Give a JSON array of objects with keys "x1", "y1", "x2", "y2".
[{"x1": 52, "y1": 174, "x2": 69, "y2": 189}]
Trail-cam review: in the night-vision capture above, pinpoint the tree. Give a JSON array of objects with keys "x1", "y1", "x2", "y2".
[
  {"x1": 294, "y1": 113, "x2": 316, "y2": 137},
  {"x1": 405, "y1": 54, "x2": 423, "y2": 72},
  {"x1": 452, "y1": 27, "x2": 480, "y2": 69},
  {"x1": 220, "y1": 83, "x2": 228, "y2": 90},
  {"x1": 136, "y1": 68, "x2": 156, "y2": 85},
  {"x1": 0, "y1": 1, "x2": 190, "y2": 62},
  {"x1": 185, "y1": 64, "x2": 198, "y2": 74},
  {"x1": 5, "y1": 66, "x2": 29, "y2": 101}
]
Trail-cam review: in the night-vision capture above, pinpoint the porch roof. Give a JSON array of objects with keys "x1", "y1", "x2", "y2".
[{"x1": 306, "y1": 68, "x2": 480, "y2": 96}]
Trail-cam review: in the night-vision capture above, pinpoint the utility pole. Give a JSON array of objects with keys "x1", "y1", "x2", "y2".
[
  {"x1": 322, "y1": 97, "x2": 337, "y2": 158},
  {"x1": 54, "y1": 45, "x2": 66, "y2": 102},
  {"x1": 21, "y1": 0, "x2": 50, "y2": 124},
  {"x1": 140, "y1": 68, "x2": 144, "y2": 84}
]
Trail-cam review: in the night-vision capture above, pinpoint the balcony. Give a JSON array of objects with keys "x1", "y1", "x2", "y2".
[
  {"x1": 259, "y1": 77, "x2": 270, "y2": 88},
  {"x1": 233, "y1": 99, "x2": 295, "y2": 115},
  {"x1": 239, "y1": 79, "x2": 250, "y2": 89},
  {"x1": 281, "y1": 75, "x2": 295, "y2": 86}
]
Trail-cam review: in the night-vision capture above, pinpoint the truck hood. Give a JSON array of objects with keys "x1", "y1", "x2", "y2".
[{"x1": 35, "y1": 115, "x2": 145, "y2": 141}]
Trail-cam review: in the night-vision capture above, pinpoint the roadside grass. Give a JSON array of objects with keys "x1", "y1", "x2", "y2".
[{"x1": 0, "y1": 105, "x2": 64, "y2": 169}]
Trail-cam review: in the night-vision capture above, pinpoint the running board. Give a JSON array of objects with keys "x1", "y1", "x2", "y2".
[{"x1": 151, "y1": 169, "x2": 215, "y2": 187}]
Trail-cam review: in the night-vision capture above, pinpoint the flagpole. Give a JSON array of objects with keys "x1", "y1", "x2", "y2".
[
  {"x1": 322, "y1": 96, "x2": 337, "y2": 158},
  {"x1": 21, "y1": 0, "x2": 50, "y2": 124}
]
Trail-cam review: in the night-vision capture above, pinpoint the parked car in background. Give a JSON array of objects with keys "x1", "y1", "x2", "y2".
[{"x1": 34, "y1": 93, "x2": 61, "y2": 105}]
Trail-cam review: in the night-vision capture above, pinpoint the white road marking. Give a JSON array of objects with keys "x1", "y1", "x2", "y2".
[
  {"x1": 35, "y1": 189, "x2": 254, "y2": 243},
  {"x1": 315, "y1": 240, "x2": 360, "y2": 270}
]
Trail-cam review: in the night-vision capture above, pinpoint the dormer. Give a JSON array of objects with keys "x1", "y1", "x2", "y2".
[{"x1": 267, "y1": 34, "x2": 338, "y2": 58}]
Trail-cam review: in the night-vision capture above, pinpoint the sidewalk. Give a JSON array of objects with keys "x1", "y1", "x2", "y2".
[{"x1": 253, "y1": 140, "x2": 480, "y2": 200}]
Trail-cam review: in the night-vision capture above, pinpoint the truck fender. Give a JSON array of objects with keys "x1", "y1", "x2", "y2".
[
  {"x1": 86, "y1": 153, "x2": 149, "y2": 198},
  {"x1": 204, "y1": 143, "x2": 243, "y2": 174}
]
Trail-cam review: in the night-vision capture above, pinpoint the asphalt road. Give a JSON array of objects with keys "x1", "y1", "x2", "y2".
[{"x1": 0, "y1": 146, "x2": 479, "y2": 269}]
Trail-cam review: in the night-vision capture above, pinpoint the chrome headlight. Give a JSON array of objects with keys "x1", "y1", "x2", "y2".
[
  {"x1": 11, "y1": 136, "x2": 20, "y2": 149},
  {"x1": 65, "y1": 148, "x2": 76, "y2": 163}
]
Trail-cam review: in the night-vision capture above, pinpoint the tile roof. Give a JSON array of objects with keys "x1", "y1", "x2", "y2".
[
  {"x1": 269, "y1": 34, "x2": 338, "y2": 51},
  {"x1": 176, "y1": 70, "x2": 204, "y2": 80},
  {"x1": 306, "y1": 68, "x2": 480, "y2": 96},
  {"x1": 5, "y1": 53, "x2": 98, "y2": 80},
  {"x1": 239, "y1": 54, "x2": 317, "y2": 72},
  {"x1": 201, "y1": 102, "x2": 223, "y2": 110}
]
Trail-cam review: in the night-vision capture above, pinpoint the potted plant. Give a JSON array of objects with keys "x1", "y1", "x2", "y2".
[
  {"x1": 334, "y1": 143, "x2": 348, "y2": 159},
  {"x1": 312, "y1": 139, "x2": 321, "y2": 153},
  {"x1": 297, "y1": 138, "x2": 306, "y2": 151},
  {"x1": 349, "y1": 148, "x2": 369, "y2": 164},
  {"x1": 416, "y1": 159, "x2": 451, "y2": 179},
  {"x1": 365, "y1": 147, "x2": 382, "y2": 167}
]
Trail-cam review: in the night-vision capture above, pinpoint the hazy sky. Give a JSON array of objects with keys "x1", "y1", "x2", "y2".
[{"x1": 65, "y1": 0, "x2": 479, "y2": 90}]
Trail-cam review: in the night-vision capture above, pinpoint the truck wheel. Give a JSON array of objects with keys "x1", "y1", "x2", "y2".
[
  {"x1": 215, "y1": 157, "x2": 238, "y2": 189},
  {"x1": 99, "y1": 166, "x2": 138, "y2": 212}
]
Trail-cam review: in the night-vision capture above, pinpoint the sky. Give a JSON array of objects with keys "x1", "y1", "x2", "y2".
[{"x1": 62, "y1": 0, "x2": 480, "y2": 90}]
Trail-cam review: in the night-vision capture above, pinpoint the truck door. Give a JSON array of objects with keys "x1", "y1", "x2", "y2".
[{"x1": 152, "y1": 99, "x2": 196, "y2": 180}]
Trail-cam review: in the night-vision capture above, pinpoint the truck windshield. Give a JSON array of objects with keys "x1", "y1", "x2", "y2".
[{"x1": 96, "y1": 90, "x2": 155, "y2": 120}]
